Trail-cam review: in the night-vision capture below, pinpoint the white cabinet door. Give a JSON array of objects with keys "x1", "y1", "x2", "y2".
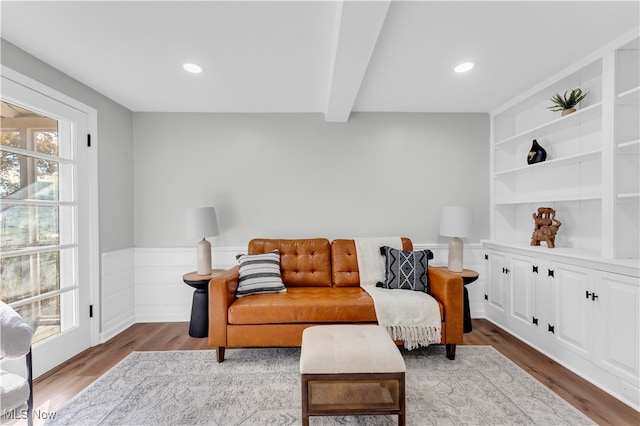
[
  {"x1": 486, "y1": 250, "x2": 509, "y2": 317},
  {"x1": 483, "y1": 242, "x2": 640, "y2": 409},
  {"x1": 533, "y1": 260, "x2": 555, "y2": 337},
  {"x1": 554, "y1": 263, "x2": 594, "y2": 358},
  {"x1": 510, "y1": 255, "x2": 535, "y2": 329},
  {"x1": 595, "y1": 272, "x2": 640, "y2": 382}
]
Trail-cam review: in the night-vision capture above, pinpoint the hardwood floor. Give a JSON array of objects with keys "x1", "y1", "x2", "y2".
[
  {"x1": 464, "y1": 320, "x2": 639, "y2": 425},
  {"x1": 16, "y1": 320, "x2": 640, "y2": 425}
]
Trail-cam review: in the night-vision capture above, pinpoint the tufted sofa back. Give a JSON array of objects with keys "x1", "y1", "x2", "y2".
[
  {"x1": 248, "y1": 237, "x2": 412, "y2": 288},
  {"x1": 248, "y1": 238, "x2": 332, "y2": 287}
]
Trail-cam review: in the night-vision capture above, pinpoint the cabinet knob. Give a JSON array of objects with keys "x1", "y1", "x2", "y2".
[
  {"x1": 548, "y1": 324, "x2": 555, "y2": 334},
  {"x1": 485, "y1": 254, "x2": 489, "y2": 260},
  {"x1": 532, "y1": 265, "x2": 538, "y2": 273},
  {"x1": 591, "y1": 293, "x2": 599, "y2": 301},
  {"x1": 548, "y1": 269, "x2": 554, "y2": 278},
  {"x1": 532, "y1": 317, "x2": 538, "y2": 325},
  {"x1": 484, "y1": 294, "x2": 488, "y2": 300}
]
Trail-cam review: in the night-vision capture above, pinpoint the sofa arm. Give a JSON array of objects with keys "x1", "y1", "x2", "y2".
[
  {"x1": 428, "y1": 267, "x2": 464, "y2": 344},
  {"x1": 208, "y1": 266, "x2": 239, "y2": 348}
]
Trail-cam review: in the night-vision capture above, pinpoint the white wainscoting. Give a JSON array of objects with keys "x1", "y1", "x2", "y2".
[
  {"x1": 134, "y1": 247, "x2": 241, "y2": 323},
  {"x1": 100, "y1": 243, "x2": 486, "y2": 337},
  {"x1": 101, "y1": 248, "x2": 135, "y2": 342}
]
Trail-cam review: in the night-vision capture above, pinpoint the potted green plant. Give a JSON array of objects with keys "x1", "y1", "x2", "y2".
[{"x1": 547, "y1": 88, "x2": 588, "y2": 116}]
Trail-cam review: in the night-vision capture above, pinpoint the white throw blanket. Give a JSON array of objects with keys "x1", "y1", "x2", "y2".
[{"x1": 354, "y1": 237, "x2": 442, "y2": 350}]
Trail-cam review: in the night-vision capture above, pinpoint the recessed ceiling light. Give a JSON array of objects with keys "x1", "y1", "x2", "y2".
[
  {"x1": 454, "y1": 62, "x2": 474, "y2": 73},
  {"x1": 183, "y1": 63, "x2": 203, "y2": 74}
]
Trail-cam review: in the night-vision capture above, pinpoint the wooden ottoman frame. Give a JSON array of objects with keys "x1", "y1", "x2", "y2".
[{"x1": 300, "y1": 325, "x2": 406, "y2": 425}]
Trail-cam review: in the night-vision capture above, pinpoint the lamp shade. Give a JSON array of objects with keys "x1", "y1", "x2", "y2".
[
  {"x1": 186, "y1": 207, "x2": 219, "y2": 239},
  {"x1": 439, "y1": 206, "x2": 472, "y2": 238}
]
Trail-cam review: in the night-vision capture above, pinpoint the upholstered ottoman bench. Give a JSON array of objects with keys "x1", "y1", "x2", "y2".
[{"x1": 300, "y1": 325, "x2": 406, "y2": 425}]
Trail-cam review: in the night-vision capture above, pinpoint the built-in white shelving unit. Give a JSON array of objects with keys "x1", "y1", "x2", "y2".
[
  {"x1": 614, "y1": 37, "x2": 640, "y2": 261},
  {"x1": 484, "y1": 30, "x2": 640, "y2": 411},
  {"x1": 489, "y1": 32, "x2": 639, "y2": 264}
]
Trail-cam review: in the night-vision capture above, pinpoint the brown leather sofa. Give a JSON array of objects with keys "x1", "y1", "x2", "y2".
[{"x1": 208, "y1": 238, "x2": 464, "y2": 362}]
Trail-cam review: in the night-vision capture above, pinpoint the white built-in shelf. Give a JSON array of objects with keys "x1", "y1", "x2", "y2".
[
  {"x1": 617, "y1": 86, "x2": 640, "y2": 105},
  {"x1": 495, "y1": 103, "x2": 602, "y2": 148},
  {"x1": 495, "y1": 149, "x2": 602, "y2": 177},
  {"x1": 617, "y1": 192, "x2": 640, "y2": 199},
  {"x1": 482, "y1": 240, "x2": 639, "y2": 276},
  {"x1": 483, "y1": 240, "x2": 601, "y2": 261},
  {"x1": 618, "y1": 139, "x2": 640, "y2": 151},
  {"x1": 495, "y1": 194, "x2": 601, "y2": 206}
]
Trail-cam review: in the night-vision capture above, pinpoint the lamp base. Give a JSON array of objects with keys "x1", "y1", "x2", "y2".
[
  {"x1": 447, "y1": 237, "x2": 464, "y2": 273},
  {"x1": 197, "y1": 238, "x2": 212, "y2": 275}
]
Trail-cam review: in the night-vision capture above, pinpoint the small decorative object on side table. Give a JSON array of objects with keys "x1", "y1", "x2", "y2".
[
  {"x1": 183, "y1": 269, "x2": 224, "y2": 338},
  {"x1": 433, "y1": 266, "x2": 478, "y2": 333}
]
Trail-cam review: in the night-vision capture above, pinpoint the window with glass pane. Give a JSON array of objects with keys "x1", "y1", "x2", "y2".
[{"x1": 1, "y1": 101, "x2": 76, "y2": 345}]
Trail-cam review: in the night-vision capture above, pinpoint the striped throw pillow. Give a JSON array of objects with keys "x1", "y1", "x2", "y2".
[{"x1": 236, "y1": 250, "x2": 287, "y2": 298}]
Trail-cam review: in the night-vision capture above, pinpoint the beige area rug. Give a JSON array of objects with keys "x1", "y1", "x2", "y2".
[{"x1": 46, "y1": 345, "x2": 594, "y2": 425}]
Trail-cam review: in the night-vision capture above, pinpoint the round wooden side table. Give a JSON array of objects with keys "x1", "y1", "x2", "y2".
[{"x1": 182, "y1": 269, "x2": 224, "y2": 338}]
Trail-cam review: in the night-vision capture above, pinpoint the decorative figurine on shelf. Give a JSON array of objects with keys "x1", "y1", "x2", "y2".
[
  {"x1": 527, "y1": 139, "x2": 547, "y2": 165},
  {"x1": 531, "y1": 207, "x2": 561, "y2": 248}
]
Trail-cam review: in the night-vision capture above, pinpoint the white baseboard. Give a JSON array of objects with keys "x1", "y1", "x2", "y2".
[{"x1": 100, "y1": 311, "x2": 136, "y2": 343}]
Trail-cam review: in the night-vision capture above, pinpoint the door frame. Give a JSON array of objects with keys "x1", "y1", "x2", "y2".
[{"x1": 1, "y1": 65, "x2": 100, "y2": 358}]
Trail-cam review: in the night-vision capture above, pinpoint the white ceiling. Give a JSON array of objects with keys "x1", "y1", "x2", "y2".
[{"x1": 1, "y1": 1, "x2": 638, "y2": 121}]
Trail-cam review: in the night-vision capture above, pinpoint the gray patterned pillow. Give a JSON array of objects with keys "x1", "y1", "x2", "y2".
[
  {"x1": 378, "y1": 246, "x2": 433, "y2": 293},
  {"x1": 236, "y1": 250, "x2": 287, "y2": 298}
]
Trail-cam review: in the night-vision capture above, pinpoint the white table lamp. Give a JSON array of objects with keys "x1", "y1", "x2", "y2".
[
  {"x1": 186, "y1": 207, "x2": 220, "y2": 275},
  {"x1": 439, "y1": 206, "x2": 472, "y2": 273}
]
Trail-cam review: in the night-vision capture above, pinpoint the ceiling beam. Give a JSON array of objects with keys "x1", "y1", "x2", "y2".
[{"x1": 324, "y1": 0, "x2": 391, "y2": 122}]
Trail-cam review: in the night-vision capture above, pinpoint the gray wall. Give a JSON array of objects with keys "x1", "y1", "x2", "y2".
[
  {"x1": 133, "y1": 112, "x2": 489, "y2": 247},
  {"x1": 1, "y1": 39, "x2": 135, "y2": 253}
]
